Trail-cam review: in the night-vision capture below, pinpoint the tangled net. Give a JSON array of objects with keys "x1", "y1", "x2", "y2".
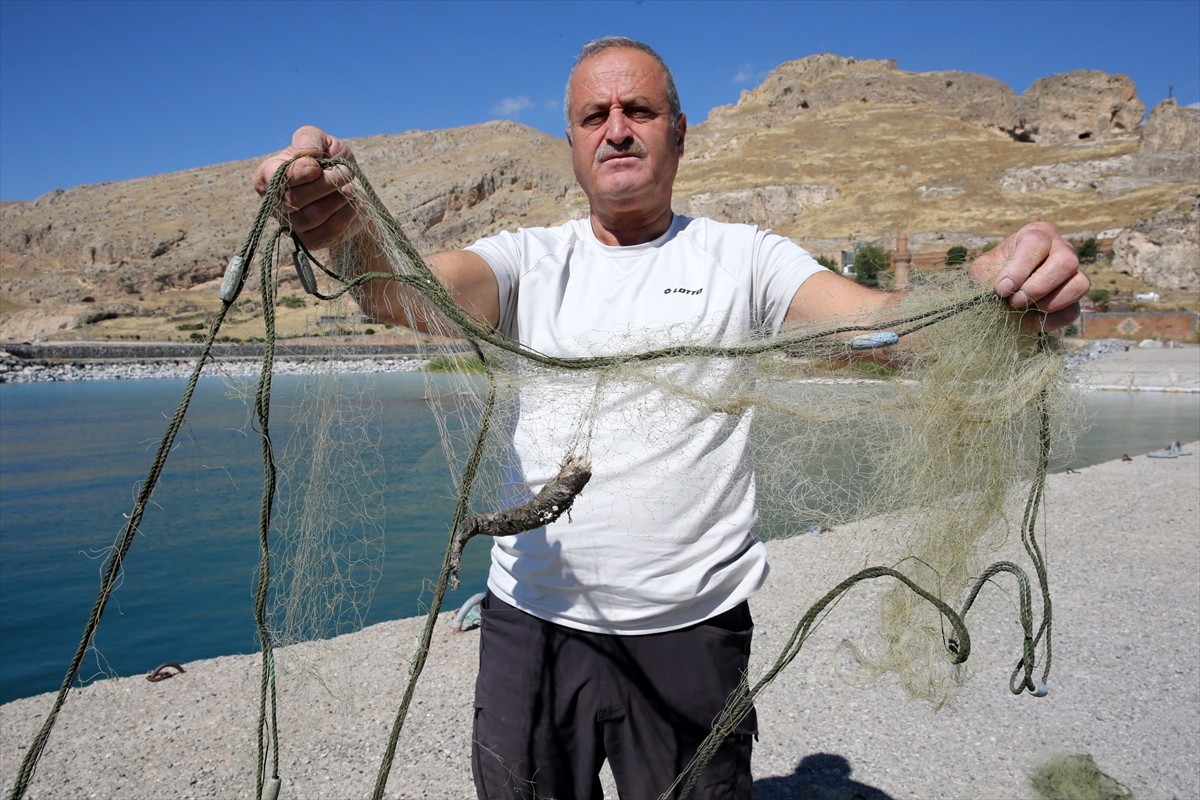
[{"x1": 9, "y1": 157, "x2": 1080, "y2": 800}]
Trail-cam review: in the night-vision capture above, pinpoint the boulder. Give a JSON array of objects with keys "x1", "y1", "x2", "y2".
[{"x1": 1111, "y1": 197, "x2": 1200, "y2": 290}]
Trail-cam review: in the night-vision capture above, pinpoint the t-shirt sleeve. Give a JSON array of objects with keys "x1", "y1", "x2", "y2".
[
  {"x1": 752, "y1": 230, "x2": 826, "y2": 334},
  {"x1": 464, "y1": 230, "x2": 521, "y2": 335}
]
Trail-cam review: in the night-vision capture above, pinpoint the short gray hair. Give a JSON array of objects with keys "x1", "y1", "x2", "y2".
[{"x1": 563, "y1": 37, "x2": 682, "y2": 129}]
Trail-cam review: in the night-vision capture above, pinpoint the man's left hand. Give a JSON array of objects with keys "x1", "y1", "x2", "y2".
[{"x1": 970, "y1": 221, "x2": 1090, "y2": 331}]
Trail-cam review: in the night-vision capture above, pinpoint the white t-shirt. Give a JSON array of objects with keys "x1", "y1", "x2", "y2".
[{"x1": 465, "y1": 214, "x2": 823, "y2": 633}]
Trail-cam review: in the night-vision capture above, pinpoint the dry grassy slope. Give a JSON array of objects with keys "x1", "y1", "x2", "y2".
[
  {"x1": 0, "y1": 121, "x2": 575, "y2": 341},
  {"x1": 678, "y1": 105, "x2": 1185, "y2": 250}
]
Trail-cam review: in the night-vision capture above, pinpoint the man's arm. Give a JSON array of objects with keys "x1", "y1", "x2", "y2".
[
  {"x1": 785, "y1": 221, "x2": 1088, "y2": 331},
  {"x1": 343, "y1": 236, "x2": 500, "y2": 332},
  {"x1": 252, "y1": 126, "x2": 501, "y2": 333}
]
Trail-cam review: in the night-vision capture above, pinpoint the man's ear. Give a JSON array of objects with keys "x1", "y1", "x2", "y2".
[
  {"x1": 675, "y1": 113, "x2": 688, "y2": 155},
  {"x1": 565, "y1": 130, "x2": 573, "y2": 146}
]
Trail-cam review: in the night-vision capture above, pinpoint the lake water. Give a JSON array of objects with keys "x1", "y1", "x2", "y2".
[
  {"x1": 1, "y1": 376, "x2": 1197, "y2": 704},
  {"x1": 0, "y1": 373, "x2": 492, "y2": 705}
]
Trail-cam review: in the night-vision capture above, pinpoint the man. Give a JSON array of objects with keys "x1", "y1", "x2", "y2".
[{"x1": 254, "y1": 37, "x2": 1087, "y2": 799}]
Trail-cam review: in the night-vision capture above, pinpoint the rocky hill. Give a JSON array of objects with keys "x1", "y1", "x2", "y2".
[
  {"x1": 700, "y1": 54, "x2": 1146, "y2": 144},
  {"x1": 2, "y1": 55, "x2": 1196, "y2": 342}
]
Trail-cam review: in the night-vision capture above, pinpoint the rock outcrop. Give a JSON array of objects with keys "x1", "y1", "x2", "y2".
[
  {"x1": 1018, "y1": 71, "x2": 1143, "y2": 144},
  {"x1": 1135, "y1": 99, "x2": 1200, "y2": 182},
  {"x1": 999, "y1": 155, "x2": 1141, "y2": 196},
  {"x1": 0, "y1": 121, "x2": 577, "y2": 321},
  {"x1": 998, "y1": 99, "x2": 1198, "y2": 200},
  {"x1": 704, "y1": 54, "x2": 1143, "y2": 144},
  {"x1": 675, "y1": 184, "x2": 838, "y2": 228},
  {"x1": 1111, "y1": 197, "x2": 1200, "y2": 290}
]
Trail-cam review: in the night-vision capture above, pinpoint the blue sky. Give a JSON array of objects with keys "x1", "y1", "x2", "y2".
[{"x1": 1, "y1": 0, "x2": 1197, "y2": 200}]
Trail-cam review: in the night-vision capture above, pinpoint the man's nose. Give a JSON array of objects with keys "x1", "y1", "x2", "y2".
[{"x1": 605, "y1": 110, "x2": 633, "y2": 145}]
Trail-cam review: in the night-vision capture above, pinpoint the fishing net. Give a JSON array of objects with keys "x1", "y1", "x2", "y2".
[
  {"x1": 266, "y1": 361, "x2": 388, "y2": 647},
  {"x1": 1030, "y1": 753, "x2": 1135, "y2": 800},
  {"x1": 9, "y1": 156, "x2": 1079, "y2": 800}
]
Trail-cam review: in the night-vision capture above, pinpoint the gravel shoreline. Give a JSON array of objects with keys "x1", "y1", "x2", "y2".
[
  {"x1": 3, "y1": 446, "x2": 1197, "y2": 799},
  {"x1": 4, "y1": 340, "x2": 1198, "y2": 391},
  {"x1": 0, "y1": 352, "x2": 428, "y2": 383},
  {"x1": 2, "y1": 348, "x2": 1197, "y2": 799}
]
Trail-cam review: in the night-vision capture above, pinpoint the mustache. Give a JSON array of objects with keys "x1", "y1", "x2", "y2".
[{"x1": 595, "y1": 141, "x2": 648, "y2": 162}]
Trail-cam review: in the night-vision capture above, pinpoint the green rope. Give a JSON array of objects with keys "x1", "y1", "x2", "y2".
[
  {"x1": 252, "y1": 230, "x2": 286, "y2": 798},
  {"x1": 664, "y1": 564, "x2": 972, "y2": 800},
  {"x1": 666, "y1": 393, "x2": 1058, "y2": 800},
  {"x1": 6, "y1": 161, "x2": 293, "y2": 800}
]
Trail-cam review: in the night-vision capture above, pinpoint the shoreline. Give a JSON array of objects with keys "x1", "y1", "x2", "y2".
[
  {"x1": 0, "y1": 340, "x2": 439, "y2": 384},
  {"x1": 0, "y1": 353, "x2": 432, "y2": 383},
  {"x1": 4, "y1": 339, "x2": 1199, "y2": 391},
  {"x1": 2, "y1": 445, "x2": 1197, "y2": 798}
]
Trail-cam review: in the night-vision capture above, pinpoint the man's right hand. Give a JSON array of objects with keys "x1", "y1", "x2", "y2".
[
  {"x1": 251, "y1": 126, "x2": 360, "y2": 250},
  {"x1": 253, "y1": 126, "x2": 502, "y2": 332}
]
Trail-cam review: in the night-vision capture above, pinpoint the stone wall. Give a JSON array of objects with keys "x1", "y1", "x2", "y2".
[{"x1": 1078, "y1": 311, "x2": 1200, "y2": 342}]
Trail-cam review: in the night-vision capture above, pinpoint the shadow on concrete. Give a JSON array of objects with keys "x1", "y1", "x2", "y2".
[{"x1": 754, "y1": 752, "x2": 895, "y2": 800}]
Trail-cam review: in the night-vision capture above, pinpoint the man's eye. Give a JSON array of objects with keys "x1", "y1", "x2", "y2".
[
  {"x1": 581, "y1": 113, "x2": 606, "y2": 127},
  {"x1": 628, "y1": 108, "x2": 656, "y2": 120}
]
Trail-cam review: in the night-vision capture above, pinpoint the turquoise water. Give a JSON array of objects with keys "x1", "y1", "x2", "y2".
[
  {"x1": 1, "y1": 377, "x2": 1197, "y2": 704},
  {"x1": 0, "y1": 373, "x2": 491, "y2": 705}
]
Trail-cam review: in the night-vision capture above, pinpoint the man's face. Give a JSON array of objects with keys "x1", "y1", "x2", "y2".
[{"x1": 566, "y1": 47, "x2": 686, "y2": 218}]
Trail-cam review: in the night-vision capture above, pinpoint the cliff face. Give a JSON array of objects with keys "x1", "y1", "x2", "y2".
[
  {"x1": 701, "y1": 54, "x2": 1144, "y2": 144},
  {"x1": 1, "y1": 57, "x2": 1195, "y2": 342},
  {"x1": 1112, "y1": 198, "x2": 1200, "y2": 291},
  {"x1": 0, "y1": 122, "x2": 579, "y2": 340},
  {"x1": 0, "y1": 121, "x2": 576, "y2": 289},
  {"x1": 1136, "y1": 98, "x2": 1200, "y2": 182}
]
